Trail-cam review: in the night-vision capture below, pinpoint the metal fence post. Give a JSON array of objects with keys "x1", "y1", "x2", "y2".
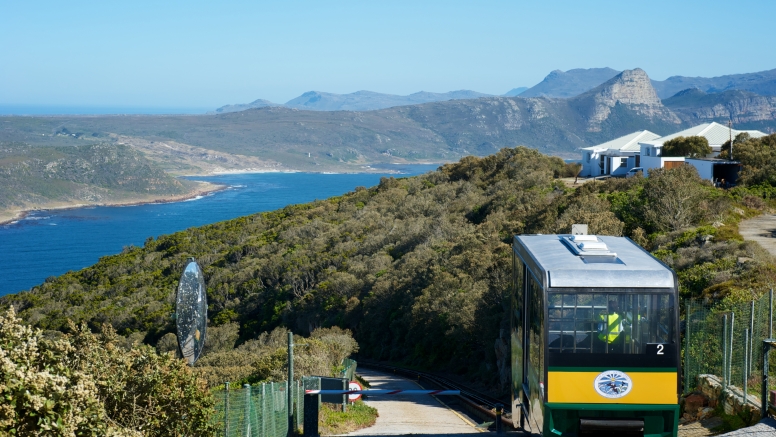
[
  {"x1": 729, "y1": 312, "x2": 735, "y2": 385},
  {"x1": 723, "y1": 315, "x2": 728, "y2": 389},
  {"x1": 303, "y1": 393, "x2": 319, "y2": 437},
  {"x1": 261, "y1": 383, "x2": 268, "y2": 437},
  {"x1": 288, "y1": 332, "x2": 294, "y2": 436},
  {"x1": 744, "y1": 329, "x2": 749, "y2": 406},
  {"x1": 225, "y1": 382, "x2": 231, "y2": 437},
  {"x1": 750, "y1": 300, "x2": 755, "y2": 375},
  {"x1": 685, "y1": 299, "x2": 691, "y2": 393},
  {"x1": 765, "y1": 342, "x2": 769, "y2": 416},
  {"x1": 770, "y1": 289, "x2": 773, "y2": 339},
  {"x1": 244, "y1": 384, "x2": 252, "y2": 437}
]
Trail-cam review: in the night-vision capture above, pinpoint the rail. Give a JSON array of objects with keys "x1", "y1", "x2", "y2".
[{"x1": 357, "y1": 361, "x2": 515, "y2": 430}]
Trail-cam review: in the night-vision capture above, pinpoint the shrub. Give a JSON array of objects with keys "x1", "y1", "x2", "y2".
[{"x1": 0, "y1": 308, "x2": 218, "y2": 436}]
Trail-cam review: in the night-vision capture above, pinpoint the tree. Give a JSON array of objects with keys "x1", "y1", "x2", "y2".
[
  {"x1": 641, "y1": 165, "x2": 710, "y2": 232},
  {"x1": 662, "y1": 136, "x2": 712, "y2": 158},
  {"x1": 719, "y1": 133, "x2": 776, "y2": 186}
]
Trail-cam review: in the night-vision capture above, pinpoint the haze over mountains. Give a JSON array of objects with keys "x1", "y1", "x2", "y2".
[
  {"x1": 213, "y1": 90, "x2": 492, "y2": 113},
  {"x1": 215, "y1": 67, "x2": 776, "y2": 116}
]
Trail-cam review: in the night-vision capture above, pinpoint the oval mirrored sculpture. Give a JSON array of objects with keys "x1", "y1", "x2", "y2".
[{"x1": 176, "y1": 258, "x2": 207, "y2": 365}]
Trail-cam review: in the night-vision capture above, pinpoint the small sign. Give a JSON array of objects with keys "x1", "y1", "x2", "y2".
[
  {"x1": 348, "y1": 381, "x2": 363, "y2": 402},
  {"x1": 571, "y1": 224, "x2": 588, "y2": 235}
]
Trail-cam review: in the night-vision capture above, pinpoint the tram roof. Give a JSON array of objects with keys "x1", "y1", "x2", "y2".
[{"x1": 513, "y1": 235, "x2": 676, "y2": 289}]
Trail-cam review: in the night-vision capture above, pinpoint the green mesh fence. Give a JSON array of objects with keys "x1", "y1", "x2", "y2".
[
  {"x1": 340, "y1": 358, "x2": 357, "y2": 381},
  {"x1": 684, "y1": 291, "x2": 775, "y2": 405},
  {"x1": 212, "y1": 360, "x2": 355, "y2": 436}
]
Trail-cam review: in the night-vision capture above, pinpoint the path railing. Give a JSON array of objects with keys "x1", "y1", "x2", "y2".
[
  {"x1": 212, "y1": 360, "x2": 353, "y2": 437},
  {"x1": 685, "y1": 290, "x2": 775, "y2": 408}
]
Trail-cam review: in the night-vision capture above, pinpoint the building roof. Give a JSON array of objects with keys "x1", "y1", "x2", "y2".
[
  {"x1": 641, "y1": 122, "x2": 767, "y2": 148},
  {"x1": 513, "y1": 235, "x2": 676, "y2": 289},
  {"x1": 581, "y1": 130, "x2": 661, "y2": 153}
]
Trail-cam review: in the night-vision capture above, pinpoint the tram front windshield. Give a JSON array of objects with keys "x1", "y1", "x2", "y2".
[{"x1": 548, "y1": 293, "x2": 674, "y2": 354}]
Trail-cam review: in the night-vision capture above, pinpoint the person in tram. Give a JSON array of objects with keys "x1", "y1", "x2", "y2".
[{"x1": 595, "y1": 300, "x2": 625, "y2": 351}]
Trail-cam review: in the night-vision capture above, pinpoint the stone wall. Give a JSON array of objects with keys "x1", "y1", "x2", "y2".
[{"x1": 695, "y1": 374, "x2": 761, "y2": 417}]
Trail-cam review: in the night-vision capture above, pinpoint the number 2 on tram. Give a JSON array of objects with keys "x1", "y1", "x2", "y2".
[{"x1": 511, "y1": 234, "x2": 680, "y2": 437}]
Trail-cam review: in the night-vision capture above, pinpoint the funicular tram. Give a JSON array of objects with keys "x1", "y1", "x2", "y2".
[{"x1": 511, "y1": 234, "x2": 680, "y2": 437}]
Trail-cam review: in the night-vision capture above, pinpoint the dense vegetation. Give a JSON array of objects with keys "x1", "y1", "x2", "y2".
[
  {"x1": 4, "y1": 138, "x2": 776, "y2": 394},
  {"x1": 0, "y1": 142, "x2": 196, "y2": 212},
  {"x1": 0, "y1": 308, "x2": 217, "y2": 436}
]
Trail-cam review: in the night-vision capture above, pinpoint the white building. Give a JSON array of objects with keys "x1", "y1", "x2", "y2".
[
  {"x1": 639, "y1": 122, "x2": 767, "y2": 173},
  {"x1": 579, "y1": 130, "x2": 661, "y2": 177}
]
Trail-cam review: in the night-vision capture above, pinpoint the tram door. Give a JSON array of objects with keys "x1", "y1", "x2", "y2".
[
  {"x1": 511, "y1": 254, "x2": 545, "y2": 434},
  {"x1": 524, "y1": 270, "x2": 545, "y2": 433},
  {"x1": 510, "y1": 254, "x2": 525, "y2": 429}
]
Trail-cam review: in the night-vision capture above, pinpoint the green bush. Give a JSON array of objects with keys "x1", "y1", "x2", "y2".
[{"x1": 0, "y1": 308, "x2": 218, "y2": 436}]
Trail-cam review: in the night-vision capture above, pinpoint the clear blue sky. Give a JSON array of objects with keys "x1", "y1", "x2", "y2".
[{"x1": 1, "y1": 0, "x2": 774, "y2": 111}]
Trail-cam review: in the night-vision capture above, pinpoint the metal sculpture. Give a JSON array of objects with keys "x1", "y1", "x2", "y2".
[{"x1": 176, "y1": 258, "x2": 207, "y2": 365}]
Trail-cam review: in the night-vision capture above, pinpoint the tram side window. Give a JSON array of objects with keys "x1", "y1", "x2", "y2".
[
  {"x1": 511, "y1": 257, "x2": 525, "y2": 401},
  {"x1": 527, "y1": 275, "x2": 544, "y2": 396},
  {"x1": 547, "y1": 293, "x2": 674, "y2": 354}
]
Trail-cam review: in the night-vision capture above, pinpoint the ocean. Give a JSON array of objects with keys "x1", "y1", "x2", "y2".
[{"x1": 0, "y1": 165, "x2": 439, "y2": 296}]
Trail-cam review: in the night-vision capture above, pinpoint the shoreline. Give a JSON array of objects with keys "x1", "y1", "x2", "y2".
[
  {"x1": 0, "y1": 161, "x2": 446, "y2": 226},
  {"x1": 0, "y1": 181, "x2": 227, "y2": 226},
  {"x1": 180, "y1": 161, "x2": 445, "y2": 177}
]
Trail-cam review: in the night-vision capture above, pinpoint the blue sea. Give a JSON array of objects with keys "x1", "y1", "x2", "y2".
[{"x1": 0, "y1": 165, "x2": 439, "y2": 296}]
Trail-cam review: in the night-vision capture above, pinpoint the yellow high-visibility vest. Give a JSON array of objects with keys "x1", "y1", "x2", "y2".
[{"x1": 598, "y1": 313, "x2": 622, "y2": 343}]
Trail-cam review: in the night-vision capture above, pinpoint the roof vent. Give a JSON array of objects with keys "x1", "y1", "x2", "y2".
[{"x1": 561, "y1": 235, "x2": 617, "y2": 258}]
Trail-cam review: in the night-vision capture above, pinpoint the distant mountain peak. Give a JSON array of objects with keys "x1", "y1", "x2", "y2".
[
  {"x1": 575, "y1": 68, "x2": 681, "y2": 131},
  {"x1": 211, "y1": 99, "x2": 280, "y2": 114},
  {"x1": 520, "y1": 67, "x2": 621, "y2": 98}
]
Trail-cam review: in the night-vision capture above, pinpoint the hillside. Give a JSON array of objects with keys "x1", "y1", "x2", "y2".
[
  {"x1": 663, "y1": 88, "x2": 776, "y2": 128},
  {"x1": 0, "y1": 143, "x2": 208, "y2": 222},
  {"x1": 652, "y1": 68, "x2": 776, "y2": 99},
  {"x1": 5, "y1": 142, "x2": 776, "y2": 388}
]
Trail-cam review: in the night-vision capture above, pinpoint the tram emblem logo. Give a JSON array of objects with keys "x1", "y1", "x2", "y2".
[{"x1": 594, "y1": 370, "x2": 633, "y2": 399}]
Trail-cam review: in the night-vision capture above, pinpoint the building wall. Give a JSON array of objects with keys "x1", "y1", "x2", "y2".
[
  {"x1": 580, "y1": 150, "x2": 602, "y2": 177},
  {"x1": 686, "y1": 159, "x2": 714, "y2": 180},
  {"x1": 609, "y1": 156, "x2": 630, "y2": 176},
  {"x1": 641, "y1": 156, "x2": 663, "y2": 173}
]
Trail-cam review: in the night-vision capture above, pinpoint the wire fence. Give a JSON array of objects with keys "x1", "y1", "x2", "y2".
[
  {"x1": 684, "y1": 290, "x2": 776, "y2": 404},
  {"x1": 212, "y1": 359, "x2": 357, "y2": 437}
]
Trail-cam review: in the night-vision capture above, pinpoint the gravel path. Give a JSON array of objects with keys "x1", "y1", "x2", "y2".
[
  {"x1": 738, "y1": 213, "x2": 776, "y2": 257},
  {"x1": 346, "y1": 369, "x2": 483, "y2": 436}
]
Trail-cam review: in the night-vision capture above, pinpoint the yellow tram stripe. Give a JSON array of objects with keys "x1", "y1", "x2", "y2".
[{"x1": 547, "y1": 371, "x2": 677, "y2": 404}]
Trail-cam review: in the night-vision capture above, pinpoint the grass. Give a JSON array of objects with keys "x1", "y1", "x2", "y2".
[{"x1": 317, "y1": 400, "x2": 378, "y2": 435}]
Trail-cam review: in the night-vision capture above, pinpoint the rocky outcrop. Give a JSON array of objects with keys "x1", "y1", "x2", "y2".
[
  {"x1": 573, "y1": 68, "x2": 682, "y2": 132},
  {"x1": 664, "y1": 89, "x2": 776, "y2": 124}
]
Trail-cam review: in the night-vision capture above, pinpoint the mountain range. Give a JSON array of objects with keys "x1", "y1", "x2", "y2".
[
  {"x1": 215, "y1": 67, "x2": 776, "y2": 114},
  {"x1": 9, "y1": 68, "x2": 774, "y2": 175},
  {"x1": 213, "y1": 90, "x2": 493, "y2": 113}
]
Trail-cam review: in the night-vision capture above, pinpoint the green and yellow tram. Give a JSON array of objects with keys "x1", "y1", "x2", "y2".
[{"x1": 511, "y1": 234, "x2": 680, "y2": 437}]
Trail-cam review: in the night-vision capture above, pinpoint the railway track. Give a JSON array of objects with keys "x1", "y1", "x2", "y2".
[{"x1": 358, "y1": 361, "x2": 516, "y2": 430}]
